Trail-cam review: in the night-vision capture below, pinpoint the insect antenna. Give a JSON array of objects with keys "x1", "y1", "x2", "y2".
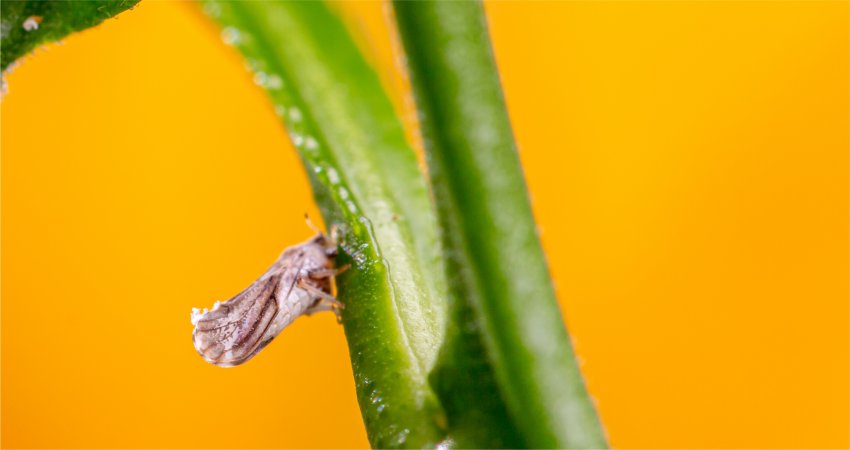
[{"x1": 304, "y1": 213, "x2": 322, "y2": 235}]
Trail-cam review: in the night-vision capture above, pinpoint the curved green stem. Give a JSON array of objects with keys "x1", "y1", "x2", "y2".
[
  {"x1": 1, "y1": 0, "x2": 140, "y2": 73},
  {"x1": 200, "y1": 1, "x2": 448, "y2": 447}
]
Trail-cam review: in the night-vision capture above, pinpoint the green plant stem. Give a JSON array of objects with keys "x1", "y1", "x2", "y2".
[
  {"x1": 200, "y1": 1, "x2": 448, "y2": 447},
  {"x1": 392, "y1": 1, "x2": 608, "y2": 448}
]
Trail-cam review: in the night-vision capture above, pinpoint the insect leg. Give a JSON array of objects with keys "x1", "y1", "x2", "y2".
[
  {"x1": 298, "y1": 279, "x2": 344, "y2": 323},
  {"x1": 297, "y1": 278, "x2": 339, "y2": 303},
  {"x1": 304, "y1": 213, "x2": 321, "y2": 234},
  {"x1": 308, "y1": 264, "x2": 350, "y2": 280}
]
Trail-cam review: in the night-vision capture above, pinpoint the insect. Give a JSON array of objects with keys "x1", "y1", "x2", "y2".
[{"x1": 190, "y1": 229, "x2": 344, "y2": 367}]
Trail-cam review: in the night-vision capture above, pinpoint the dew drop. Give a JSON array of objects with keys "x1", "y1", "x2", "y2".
[
  {"x1": 22, "y1": 16, "x2": 41, "y2": 32},
  {"x1": 304, "y1": 136, "x2": 318, "y2": 150},
  {"x1": 253, "y1": 71, "x2": 268, "y2": 87},
  {"x1": 327, "y1": 168, "x2": 340, "y2": 185},
  {"x1": 289, "y1": 131, "x2": 304, "y2": 147},
  {"x1": 221, "y1": 26, "x2": 240, "y2": 46},
  {"x1": 266, "y1": 74, "x2": 283, "y2": 90},
  {"x1": 288, "y1": 107, "x2": 303, "y2": 122},
  {"x1": 390, "y1": 429, "x2": 409, "y2": 447},
  {"x1": 436, "y1": 437, "x2": 455, "y2": 450}
]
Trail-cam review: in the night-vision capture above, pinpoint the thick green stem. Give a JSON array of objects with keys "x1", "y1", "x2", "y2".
[
  {"x1": 392, "y1": 1, "x2": 608, "y2": 448},
  {"x1": 200, "y1": 1, "x2": 448, "y2": 447}
]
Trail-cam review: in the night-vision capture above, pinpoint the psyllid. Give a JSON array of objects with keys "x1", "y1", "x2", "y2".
[{"x1": 190, "y1": 227, "x2": 344, "y2": 367}]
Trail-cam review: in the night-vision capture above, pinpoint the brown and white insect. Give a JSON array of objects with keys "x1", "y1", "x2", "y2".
[{"x1": 190, "y1": 231, "x2": 343, "y2": 367}]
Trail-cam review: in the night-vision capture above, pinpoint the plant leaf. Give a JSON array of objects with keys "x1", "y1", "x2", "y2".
[
  {"x1": 1, "y1": 0, "x2": 140, "y2": 72},
  {"x1": 199, "y1": 1, "x2": 448, "y2": 447},
  {"x1": 392, "y1": 1, "x2": 608, "y2": 448}
]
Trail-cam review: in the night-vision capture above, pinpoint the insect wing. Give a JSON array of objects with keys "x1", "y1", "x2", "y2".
[{"x1": 192, "y1": 267, "x2": 286, "y2": 367}]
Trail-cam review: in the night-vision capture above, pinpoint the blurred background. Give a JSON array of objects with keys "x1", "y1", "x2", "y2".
[{"x1": 1, "y1": 1, "x2": 847, "y2": 448}]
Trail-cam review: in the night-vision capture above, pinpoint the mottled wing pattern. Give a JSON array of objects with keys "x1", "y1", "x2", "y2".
[{"x1": 192, "y1": 258, "x2": 302, "y2": 367}]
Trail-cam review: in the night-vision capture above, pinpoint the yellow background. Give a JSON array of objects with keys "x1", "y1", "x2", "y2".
[{"x1": 2, "y1": 1, "x2": 847, "y2": 448}]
